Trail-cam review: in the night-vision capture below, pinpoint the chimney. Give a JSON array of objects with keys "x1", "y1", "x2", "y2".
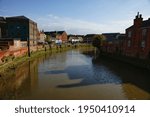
[
  {"x1": 140, "y1": 14, "x2": 142, "y2": 18},
  {"x1": 134, "y1": 12, "x2": 143, "y2": 27},
  {"x1": 135, "y1": 12, "x2": 140, "y2": 19}
]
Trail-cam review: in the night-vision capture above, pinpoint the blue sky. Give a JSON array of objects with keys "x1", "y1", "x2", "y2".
[{"x1": 0, "y1": 0, "x2": 150, "y2": 34}]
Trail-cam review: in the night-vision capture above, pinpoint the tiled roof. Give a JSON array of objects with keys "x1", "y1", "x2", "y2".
[
  {"x1": 44, "y1": 31, "x2": 66, "y2": 36},
  {"x1": 85, "y1": 34, "x2": 96, "y2": 37},
  {"x1": 126, "y1": 18, "x2": 150, "y2": 30},
  {"x1": 126, "y1": 25, "x2": 133, "y2": 30},
  {"x1": 102, "y1": 33, "x2": 120, "y2": 42},
  {"x1": 56, "y1": 31, "x2": 65, "y2": 35},
  {"x1": 117, "y1": 34, "x2": 126, "y2": 40},
  {"x1": 141, "y1": 19, "x2": 150, "y2": 27},
  {"x1": 5, "y1": 15, "x2": 36, "y2": 23},
  {"x1": 6, "y1": 16, "x2": 29, "y2": 20},
  {"x1": 44, "y1": 31, "x2": 56, "y2": 37}
]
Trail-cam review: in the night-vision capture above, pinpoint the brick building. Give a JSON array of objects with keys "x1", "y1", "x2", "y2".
[
  {"x1": 44, "y1": 31, "x2": 68, "y2": 43},
  {"x1": 56, "y1": 31, "x2": 68, "y2": 43},
  {"x1": 102, "y1": 33, "x2": 123, "y2": 53},
  {"x1": 38, "y1": 30, "x2": 46, "y2": 43},
  {"x1": 124, "y1": 13, "x2": 150, "y2": 58},
  {"x1": 0, "y1": 38, "x2": 21, "y2": 50},
  {"x1": 0, "y1": 16, "x2": 38, "y2": 47},
  {"x1": 84, "y1": 34, "x2": 96, "y2": 43}
]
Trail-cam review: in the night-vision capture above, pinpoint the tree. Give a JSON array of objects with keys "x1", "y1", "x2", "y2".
[
  {"x1": 45, "y1": 35, "x2": 51, "y2": 44},
  {"x1": 92, "y1": 34, "x2": 105, "y2": 50}
]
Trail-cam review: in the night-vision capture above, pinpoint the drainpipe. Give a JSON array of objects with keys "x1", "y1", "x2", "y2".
[{"x1": 27, "y1": 37, "x2": 30, "y2": 57}]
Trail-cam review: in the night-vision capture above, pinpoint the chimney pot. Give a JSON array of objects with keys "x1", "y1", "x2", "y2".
[{"x1": 140, "y1": 14, "x2": 142, "y2": 18}]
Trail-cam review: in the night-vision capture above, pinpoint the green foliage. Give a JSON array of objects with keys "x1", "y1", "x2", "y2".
[
  {"x1": 45, "y1": 35, "x2": 51, "y2": 43},
  {"x1": 92, "y1": 34, "x2": 105, "y2": 49},
  {"x1": 1, "y1": 55, "x2": 15, "y2": 63}
]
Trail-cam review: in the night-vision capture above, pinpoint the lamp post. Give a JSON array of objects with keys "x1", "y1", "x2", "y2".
[{"x1": 27, "y1": 37, "x2": 30, "y2": 57}]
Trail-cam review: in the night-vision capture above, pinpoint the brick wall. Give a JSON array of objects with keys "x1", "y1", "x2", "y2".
[{"x1": 124, "y1": 14, "x2": 150, "y2": 59}]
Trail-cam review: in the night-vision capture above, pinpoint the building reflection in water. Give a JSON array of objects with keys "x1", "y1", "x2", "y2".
[
  {"x1": 92, "y1": 54, "x2": 150, "y2": 100},
  {"x1": 0, "y1": 53, "x2": 51, "y2": 99}
]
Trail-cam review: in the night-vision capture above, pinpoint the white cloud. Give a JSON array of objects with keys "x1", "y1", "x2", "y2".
[{"x1": 36, "y1": 14, "x2": 131, "y2": 35}]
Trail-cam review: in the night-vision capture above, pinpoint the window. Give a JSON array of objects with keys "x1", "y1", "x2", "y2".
[
  {"x1": 16, "y1": 26, "x2": 20, "y2": 29},
  {"x1": 142, "y1": 29, "x2": 147, "y2": 36},
  {"x1": 141, "y1": 40, "x2": 146, "y2": 48},
  {"x1": 128, "y1": 31, "x2": 132, "y2": 38},
  {"x1": 128, "y1": 40, "x2": 131, "y2": 47},
  {"x1": 142, "y1": 29, "x2": 147, "y2": 41}
]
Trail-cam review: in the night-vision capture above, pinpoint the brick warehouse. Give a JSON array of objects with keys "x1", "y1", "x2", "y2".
[
  {"x1": 0, "y1": 16, "x2": 38, "y2": 47},
  {"x1": 124, "y1": 12, "x2": 150, "y2": 59}
]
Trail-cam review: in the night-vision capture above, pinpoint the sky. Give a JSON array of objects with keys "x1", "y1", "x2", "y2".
[{"x1": 0, "y1": 0, "x2": 150, "y2": 35}]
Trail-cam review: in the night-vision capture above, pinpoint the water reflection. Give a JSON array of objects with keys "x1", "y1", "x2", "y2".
[
  {"x1": 0, "y1": 53, "x2": 50, "y2": 99},
  {"x1": 0, "y1": 62, "x2": 30, "y2": 99},
  {"x1": 0, "y1": 49, "x2": 150, "y2": 99},
  {"x1": 92, "y1": 55, "x2": 150, "y2": 99}
]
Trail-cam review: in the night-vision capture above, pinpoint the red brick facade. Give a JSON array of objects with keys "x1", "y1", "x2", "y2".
[
  {"x1": 56, "y1": 31, "x2": 68, "y2": 42},
  {"x1": 124, "y1": 13, "x2": 150, "y2": 59}
]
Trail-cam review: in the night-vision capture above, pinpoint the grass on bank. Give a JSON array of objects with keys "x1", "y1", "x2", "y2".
[{"x1": 0, "y1": 44, "x2": 92, "y2": 75}]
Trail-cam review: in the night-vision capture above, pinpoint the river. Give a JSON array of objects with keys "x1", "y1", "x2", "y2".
[{"x1": 0, "y1": 48, "x2": 150, "y2": 99}]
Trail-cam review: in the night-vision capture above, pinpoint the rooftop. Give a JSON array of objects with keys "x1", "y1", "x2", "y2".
[
  {"x1": 141, "y1": 19, "x2": 150, "y2": 27},
  {"x1": 102, "y1": 33, "x2": 120, "y2": 42},
  {"x1": 44, "y1": 31, "x2": 66, "y2": 36},
  {"x1": 5, "y1": 15, "x2": 36, "y2": 23},
  {"x1": 0, "y1": 17, "x2": 6, "y2": 23}
]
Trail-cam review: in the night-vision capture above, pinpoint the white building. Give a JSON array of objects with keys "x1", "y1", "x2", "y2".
[{"x1": 38, "y1": 31, "x2": 46, "y2": 43}]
